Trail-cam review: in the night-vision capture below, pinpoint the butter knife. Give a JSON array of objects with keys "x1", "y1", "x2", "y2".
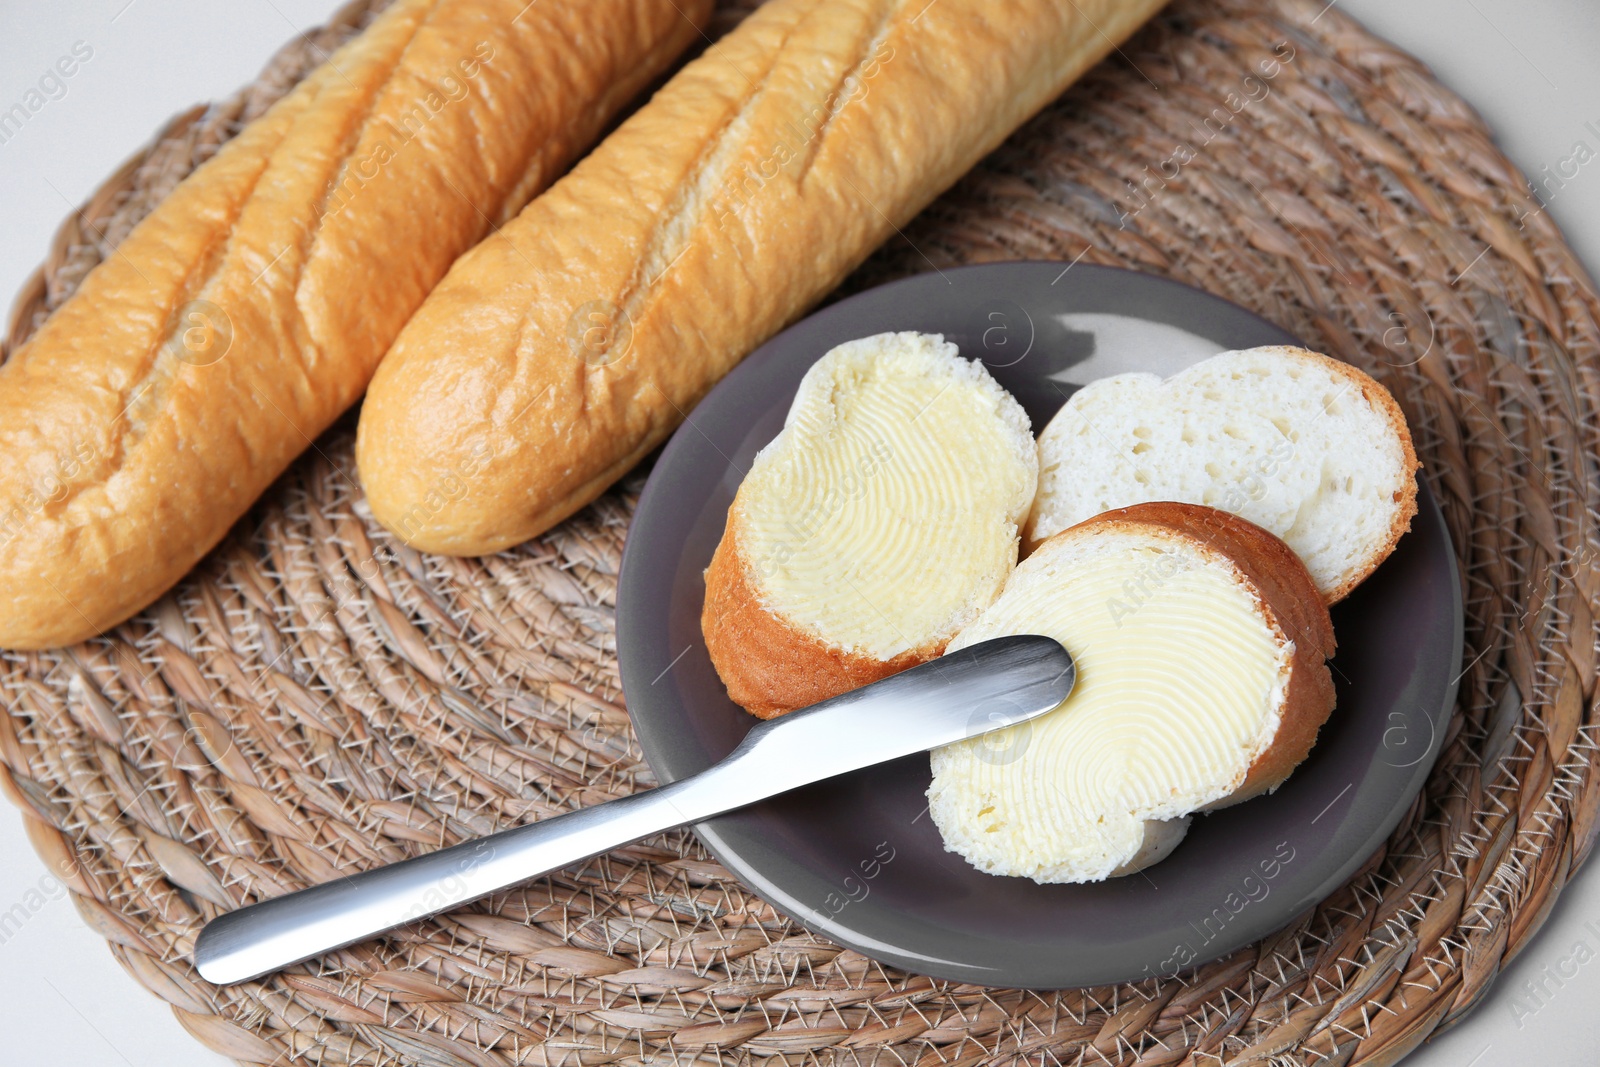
[{"x1": 194, "y1": 634, "x2": 1074, "y2": 984}]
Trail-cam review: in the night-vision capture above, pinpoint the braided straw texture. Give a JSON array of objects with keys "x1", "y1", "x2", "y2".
[{"x1": 3, "y1": 0, "x2": 1598, "y2": 1064}]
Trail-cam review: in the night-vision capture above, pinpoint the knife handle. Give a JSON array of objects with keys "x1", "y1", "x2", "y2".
[{"x1": 194, "y1": 775, "x2": 707, "y2": 984}]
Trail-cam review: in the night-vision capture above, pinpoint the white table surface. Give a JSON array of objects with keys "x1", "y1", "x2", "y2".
[{"x1": 1, "y1": 2, "x2": 1597, "y2": 1063}]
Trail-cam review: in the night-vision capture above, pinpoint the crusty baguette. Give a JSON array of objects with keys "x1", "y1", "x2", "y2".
[
  {"x1": 355, "y1": 0, "x2": 1169, "y2": 556},
  {"x1": 0, "y1": 0, "x2": 712, "y2": 650},
  {"x1": 702, "y1": 332, "x2": 1036, "y2": 719},
  {"x1": 929, "y1": 502, "x2": 1336, "y2": 883},
  {"x1": 1026, "y1": 345, "x2": 1419, "y2": 602}
]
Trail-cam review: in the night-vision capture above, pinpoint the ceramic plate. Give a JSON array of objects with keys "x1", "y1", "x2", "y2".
[{"x1": 617, "y1": 262, "x2": 1461, "y2": 988}]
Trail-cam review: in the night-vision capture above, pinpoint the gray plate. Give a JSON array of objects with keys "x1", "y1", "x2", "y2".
[{"x1": 617, "y1": 262, "x2": 1462, "y2": 989}]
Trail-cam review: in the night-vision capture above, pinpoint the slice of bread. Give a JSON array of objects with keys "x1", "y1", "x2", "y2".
[
  {"x1": 929, "y1": 502, "x2": 1336, "y2": 883},
  {"x1": 703, "y1": 332, "x2": 1037, "y2": 719},
  {"x1": 1026, "y1": 345, "x2": 1419, "y2": 603}
]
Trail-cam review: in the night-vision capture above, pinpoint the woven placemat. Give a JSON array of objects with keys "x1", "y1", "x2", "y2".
[{"x1": 4, "y1": 0, "x2": 1597, "y2": 1064}]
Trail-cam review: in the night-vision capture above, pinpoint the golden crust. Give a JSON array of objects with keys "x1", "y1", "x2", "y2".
[
  {"x1": 1243, "y1": 346, "x2": 1420, "y2": 604},
  {"x1": 355, "y1": 0, "x2": 1170, "y2": 556},
  {"x1": 701, "y1": 516, "x2": 937, "y2": 719},
  {"x1": 0, "y1": 0, "x2": 711, "y2": 650},
  {"x1": 1048, "y1": 501, "x2": 1337, "y2": 802}
]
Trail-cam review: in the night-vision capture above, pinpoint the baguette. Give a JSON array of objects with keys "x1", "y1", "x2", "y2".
[
  {"x1": 355, "y1": 0, "x2": 1169, "y2": 555},
  {"x1": 701, "y1": 332, "x2": 1036, "y2": 719},
  {"x1": 1026, "y1": 346, "x2": 1419, "y2": 602},
  {"x1": 0, "y1": 0, "x2": 712, "y2": 650},
  {"x1": 928, "y1": 502, "x2": 1336, "y2": 883}
]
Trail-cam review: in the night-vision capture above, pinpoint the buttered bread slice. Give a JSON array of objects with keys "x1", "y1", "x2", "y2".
[
  {"x1": 1027, "y1": 346, "x2": 1418, "y2": 602},
  {"x1": 703, "y1": 332, "x2": 1036, "y2": 719},
  {"x1": 929, "y1": 502, "x2": 1335, "y2": 883}
]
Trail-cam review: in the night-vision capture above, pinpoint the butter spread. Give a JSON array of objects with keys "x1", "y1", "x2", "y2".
[
  {"x1": 929, "y1": 530, "x2": 1292, "y2": 883},
  {"x1": 734, "y1": 332, "x2": 1035, "y2": 659}
]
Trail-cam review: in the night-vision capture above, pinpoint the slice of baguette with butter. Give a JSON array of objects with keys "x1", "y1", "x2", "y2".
[
  {"x1": 1026, "y1": 346, "x2": 1418, "y2": 603},
  {"x1": 355, "y1": 0, "x2": 1169, "y2": 557},
  {"x1": 702, "y1": 332, "x2": 1036, "y2": 719},
  {"x1": 929, "y1": 501, "x2": 1336, "y2": 883}
]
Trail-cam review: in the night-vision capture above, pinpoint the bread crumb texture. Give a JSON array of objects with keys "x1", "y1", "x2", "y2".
[{"x1": 1027, "y1": 346, "x2": 1418, "y2": 602}]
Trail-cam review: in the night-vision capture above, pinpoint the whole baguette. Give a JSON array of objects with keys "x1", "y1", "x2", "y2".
[
  {"x1": 356, "y1": 0, "x2": 1169, "y2": 555},
  {"x1": 0, "y1": 0, "x2": 712, "y2": 650}
]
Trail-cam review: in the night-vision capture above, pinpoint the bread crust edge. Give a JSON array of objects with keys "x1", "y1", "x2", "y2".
[
  {"x1": 1262, "y1": 347, "x2": 1421, "y2": 604},
  {"x1": 701, "y1": 514, "x2": 937, "y2": 719}
]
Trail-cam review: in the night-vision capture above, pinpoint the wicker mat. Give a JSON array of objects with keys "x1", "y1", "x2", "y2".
[{"x1": 3, "y1": 0, "x2": 1597, "y2": 1064}]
